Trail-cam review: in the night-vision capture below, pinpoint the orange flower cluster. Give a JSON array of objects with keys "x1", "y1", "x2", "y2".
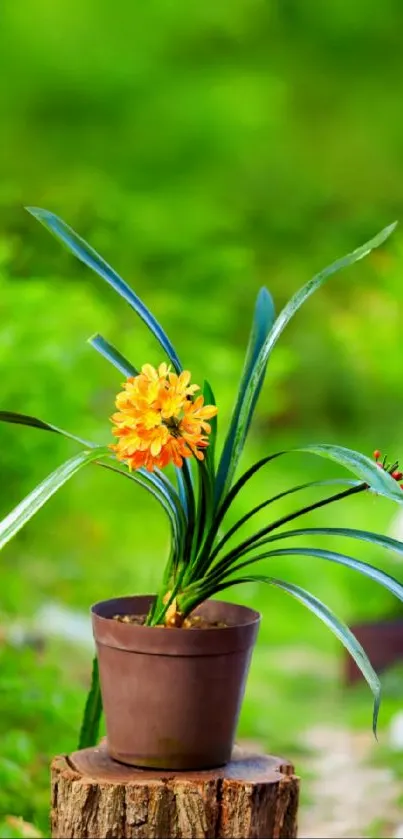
[{"x1": 110, "y1": 363, "x2": 218, "y2": 472}]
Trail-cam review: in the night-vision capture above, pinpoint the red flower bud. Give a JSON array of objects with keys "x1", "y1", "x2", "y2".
[
  {"x1": 373, "y1": 449, "x2": 381, "y2": 460},
  {"x1": 392, "y1": 470, "x2": 403, "y2": 481}
]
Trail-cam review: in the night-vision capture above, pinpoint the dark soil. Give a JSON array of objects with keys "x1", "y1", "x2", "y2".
[{"x1": 112, "y1": 613, "x2": 227, "y2": 629}]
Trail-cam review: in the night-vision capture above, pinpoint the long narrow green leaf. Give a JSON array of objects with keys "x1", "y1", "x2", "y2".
[
  {"x1": 102, "y1": 462, "x2": 186, "y2": 544},
  {"x1": 79, "y1": 656, "x2": 102, "y2": 749},
  {"x1": 252, "y1": 526, "x2": 403, "y2": 559},
  {"x1": 196, "y1": 451, "x2": 285, "y2": 565},
  {"x1": 102, "y1": 460, "x2": 185, "y2": 556},
  {"x1": 210, "y1": 478, "x2": 359, "y2": 560},
  {"x1": 204, "y1": 547, "x2": 403, "y2": 611},
  {"x1": 0, "y1": 447, "x2": 109, "y2": 550},
  {"x1": 0, "y1": 409, "x2": 186, "y2": 546},
  {"x1": 181, "y1": 458, "x2": 196, "y2": 561},
  {"x1": 175, "y1": 466, "x2": 188, "y2": 517},
  {"x1": 0, "y1": 410, "x2": 92, "y2": 447},
  {"x1": 188, "y1": 461, "x2": 214, "y2": 572},
  {"x1": 216, "y1": 441, "x2": 403, "y2": 532},
  {"x1": 195, "y1": 574, "x2": 381, "y2": 735},
  {"x1": 215, "y1": 287, "x2": 275, "y2": 502},
  {"x1": 203, "y1": 439, "x2": 400, "y2": 566},
  {"x1": 220, "y1": 223, "x2": 397, "y2": 502},
  {"x1": 26, "y1": 207, "x2": 182, "y2": 372},
  {"x1": 202, "y1": 380, "x2": 218, "y2": 479},
  {"x1": 201, "y1": 438, "x2": 403, "y2": 593},
  {"x1": 185, "y1": 380, "x2": 217, "y2": 566},
  {"x1": 299, "y1": 444, "x2": 403, "y2": 502},
  {"x1": 88, "y1": 333, "x2": 138, "y2": 377},
  {"x1": 215, "y1": 481, "x2": 400, "y2": 567}
]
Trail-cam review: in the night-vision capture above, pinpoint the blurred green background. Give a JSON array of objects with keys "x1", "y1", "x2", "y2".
[{"x1": 1, "y1": 0, "x2": 403, "y2": 835}]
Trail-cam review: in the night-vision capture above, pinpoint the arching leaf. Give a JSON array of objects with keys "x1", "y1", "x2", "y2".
[
  {"x1": 0, "y1": 447, "x2": 109, "y2": 550},
  {"x1": 215, "y1": 287, "x2": 275, "y2": 502},
  {"x1": 191, "y1": 573, "x2": 381, "y2": 736},
  {"x1": 218, "y1": 223, "x2": 397, "y2": 502},
  {"x1": 217, "y1": 441, "x2": 403, "y2": 531},
  {"x1": 207, "y1": 547, "x2": 403, "y2": 611},
  {"x1": 88, "y1": 333, "x2": 138, "y2": 377},
  {"x1": 0, "y1": 410, "x2": 91, "y2": 446},
  {"x1": 211, "y1": 478, "x2": 359, "y2": 560},
  {"x1": 26, "y1": 207, "x2": 182, "y2": 372},
  {"x1": 0, "y1": 410, "x2": 186, "y2": 544},
  {"x1": 253, "y1": 526, "x2": 403, "y2": 559}
]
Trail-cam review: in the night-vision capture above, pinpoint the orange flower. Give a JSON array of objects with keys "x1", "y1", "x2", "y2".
[{"x1": 110, "y1": 363, "x2": 217, "y2": 472}]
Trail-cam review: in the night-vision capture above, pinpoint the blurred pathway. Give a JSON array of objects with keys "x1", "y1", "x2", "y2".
[{"x1": 298, "y1": 726, "x2": 401, "y2": 839}]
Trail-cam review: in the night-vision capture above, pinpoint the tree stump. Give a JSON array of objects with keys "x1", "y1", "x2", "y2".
[{"x1": 51, "y1": 742, "x2": 299, "y2": 838}]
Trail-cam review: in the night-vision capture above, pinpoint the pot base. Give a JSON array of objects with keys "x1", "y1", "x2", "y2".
[{"x1": 109, "y1": 748, "x2": 228, "y2": 771}]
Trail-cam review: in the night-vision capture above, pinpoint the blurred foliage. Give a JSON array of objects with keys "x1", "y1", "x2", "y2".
[{"x1": 1, "y1": 0, "x2": 403, "y2": 833}]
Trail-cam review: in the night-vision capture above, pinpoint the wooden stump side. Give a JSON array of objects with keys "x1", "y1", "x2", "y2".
[{"x1": 51, "y1": 743, "x2": 299, "y2": 839}]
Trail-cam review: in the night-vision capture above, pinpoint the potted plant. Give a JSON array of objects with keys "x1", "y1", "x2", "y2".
[{"x1": 2, "y1": 209, "x2": 403, "y2": 770}]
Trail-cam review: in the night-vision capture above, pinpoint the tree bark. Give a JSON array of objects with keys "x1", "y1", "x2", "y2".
[{"x1": 51, "y1": 742, "x2": 299, "y2": 839}]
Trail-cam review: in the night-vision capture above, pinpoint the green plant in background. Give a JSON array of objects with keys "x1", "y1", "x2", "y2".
[{"x1": 1, "y1": 209, "x2": 403, "y2": 749}]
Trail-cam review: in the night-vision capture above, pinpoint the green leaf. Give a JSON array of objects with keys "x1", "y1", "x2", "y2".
[
  {"x1": 181, "y1": 458, "x2": 196, "y2": 561},
  {"x1": 211, "y1": 478, "x2": 359, "y2": 560},
  {"x1": 217, "y1": 441, "x2": 403, "y2": 533},
  {"x1": 175, "y1": 466, "x2": 188, "y2": 517},
  {"x1": 0, "y1": 447, "x2": 109, "y2": 550},
  {"x1": 199, "y1": 573, "x2": 381, "y2": 736},
  {"x1": 220, "y1": 223, "x2": 397, "y2": 502},
  {"x1": 215, "y1": 287, "x2": 275, "y2": 502},
  {"x1": 203, "y1": 449, "x2": 367, "y2": 564},
  {"x1": 216, "y1": 479, "x2": 402, "y2": 568},
  {"x1": 298, "y1": 444, "x2": 403, "y2": 502},
  {"x1": 255, "y1": 526, "x2": 403, "y2": 559},
  {"x1": 211, "y1": 547, "x2": 403, "y2": 611},
  {"x1": 26, "y1": 207, "x2": 182, "y2": 373},
  {"x1": 202, "y1": 380, "x2": 218, "y2": 478},
  {"x1": 184, "y1": 382, "x2": 216, "y2": 572},
  {"x1": 79, "y1": 656, "x2": 102, "y2": 749},
  {"x1": 0, "y1": 410, "x2": 185, "y2": 520},
  {"x1": 189, "y1": 461, "x2": 214, "y2": 569},
  {"x1": 0, "y1": 410, "x2": 186, "y2": 550},
  {"x1": 0, "y1": 410, "x2": 92, "y2": 447},
  {"x1": 88, "y1": 333, "x2": 138, "y2": 377},
  {"x1": 202, "y1": 484, "x2": 359, "y2": 580},
  {"x1": 102, "y1": 459, "x2": 185, "y2": 555}
]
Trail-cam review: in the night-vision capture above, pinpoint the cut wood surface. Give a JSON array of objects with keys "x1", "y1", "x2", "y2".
[{"x1": 51, "y1": 742, "x2": 299, "y2": 838}]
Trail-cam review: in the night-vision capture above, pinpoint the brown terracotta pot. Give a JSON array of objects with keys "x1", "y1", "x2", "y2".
[
  {"x1": 92, "y1": 594, "x2": 260, "y2": 770},
  {"x1": 345, "y1": 618, "x2": 403, "y2": 684}
]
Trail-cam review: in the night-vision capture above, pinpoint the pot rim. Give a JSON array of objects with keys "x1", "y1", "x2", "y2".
[
  {"x1": 91, "y1": 594, "x2": 260, "y2": 656},
  {"x1": 91, "y1": 594, "x2": 260, "y2": 629}
]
